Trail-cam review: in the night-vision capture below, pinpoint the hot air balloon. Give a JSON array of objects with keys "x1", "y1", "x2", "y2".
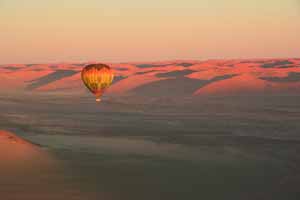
[{"x1": 81, "y1": 63, "x2": 114, "y2": 102}]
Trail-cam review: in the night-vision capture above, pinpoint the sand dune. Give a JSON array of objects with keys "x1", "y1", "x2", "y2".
[
  {"x1": 194, "y1": 74, "x2": 268, "y2": 95},
  {"x1": 0, "y1": 130, "x2": 97, "y2": 199},
  {"x1": 0, "y1": 130, "x2": 52, "y2": 169},
  {"x1": 1, "y1": 58, "x2": 300, "y2": 96}
]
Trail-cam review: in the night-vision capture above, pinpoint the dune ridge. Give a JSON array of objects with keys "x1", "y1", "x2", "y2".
[{"x1": 1, "y1": 58, "x2": 300, "y2": 97}]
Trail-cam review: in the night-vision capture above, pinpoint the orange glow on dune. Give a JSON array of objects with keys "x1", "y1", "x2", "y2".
[
  {"x1": 36, "y1": 72, "x2": 82, "y2": 92},
  {"x1": 1, "y1": 58, "x2": 300, "y2": 96},
  {"x1": 194, "y1": 74, "x2": 268, "y2": 95},
  {"x1": 108, "y1": 73, "x2": 169, "y2": 94}
]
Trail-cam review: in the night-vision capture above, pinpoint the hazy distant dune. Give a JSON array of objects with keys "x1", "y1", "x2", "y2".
[
  {"x1": 156, "y1": 69, "x2": 195, "y2": 78},
  {"x1": 26, "y1": 70, "x2": 78, "y2": 90},
  {"x1": 194, "y1": 74, "x2": 268, "y2": 95},
  {"x1": 108, "y1": 73, "x2": 167, "y2": 94},
  {"x1": 1, "y1": 58, "x2": 300, "y2": 97},
  {"x1": 261, "y1": 60, "x2": 294, "y2": 68},
  {"x1": 260, "y1": 72, "x2": 300, "y2": 83}
]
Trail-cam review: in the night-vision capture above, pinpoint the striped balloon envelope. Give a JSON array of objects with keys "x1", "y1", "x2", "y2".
[{"x1": 81, "y1": 63, "x2": 114, "y2": 102}]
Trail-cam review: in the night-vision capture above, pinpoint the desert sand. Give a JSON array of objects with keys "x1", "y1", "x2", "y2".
[
  {"x1": 0, "y1": 130, "x2": 49, "y2": 166},
  {"x1": 1, "y1": 59, "x2": 300, "y2": 96},
  {"x1": 0, "y1": 130, "x2": 96, "y2": 200},
  {"x1": 1, "y1": 59, "x2": 300, "y2": 199}
]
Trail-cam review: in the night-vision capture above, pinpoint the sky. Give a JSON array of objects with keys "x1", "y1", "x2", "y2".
[{"x1": 0, "y1": 0, "x2": 299, "y2": 64}]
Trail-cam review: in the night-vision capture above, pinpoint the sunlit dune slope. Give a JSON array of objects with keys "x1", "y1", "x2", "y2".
[
  {"x1": 194, "y1": 74, "x2": 268, "y2": 95},
  {"x1": 1, "y1": 58, "x2": 300, "y2": 97}
]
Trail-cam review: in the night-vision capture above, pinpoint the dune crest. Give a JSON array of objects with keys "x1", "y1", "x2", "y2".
[{"x1": 1, "y1": 58, "x2": 300, "y2": 96}]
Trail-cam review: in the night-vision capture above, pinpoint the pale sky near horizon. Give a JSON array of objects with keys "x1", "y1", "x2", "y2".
[{"x1": 0, "y1": 0, "x2": 299, "y2": 64}]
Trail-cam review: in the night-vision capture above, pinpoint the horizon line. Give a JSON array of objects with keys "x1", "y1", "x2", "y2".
[{"x1": 1, "y1": 57, "x2": 299, "y2": 66}]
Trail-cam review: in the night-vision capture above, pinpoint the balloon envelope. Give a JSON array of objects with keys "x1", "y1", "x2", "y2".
[{"x1": 81, "y1": 64, "x2": 114, "y2": 102}]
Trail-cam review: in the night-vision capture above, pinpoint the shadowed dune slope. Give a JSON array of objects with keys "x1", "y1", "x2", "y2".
[{"x1": 1, "y1": 58, "x2": 300, "y2": 97}]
